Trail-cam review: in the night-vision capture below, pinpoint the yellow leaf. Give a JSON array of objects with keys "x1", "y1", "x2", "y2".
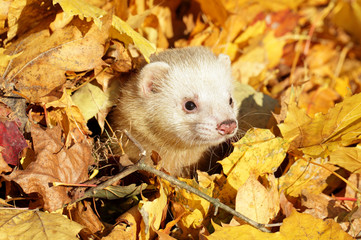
[
  {"x1": 280, "y1": 210, "x2": 353, "y2": 240},
  {"x1": 72, "y1": 82, "x2": 118, "y2": 123},
  {"x1": 235, "y1": 175, "x2": 280, "y2": 224},
  {"x1": 263, "y1": 31, "x2": 286, "y2": 68},
  {"x1": 330, "y1": 145, "x2": 361, "y2": 173},
  {"x1": 194, "y1": 0, "x2": 228, "y2": 26},
  {"x1": 278, "y1": 158, "x2": 337, "y2": 197},
  {"x1": 206, "y1": 222, "x2": 283, "y2": 240},
  {"x1": 234, "y1": 21, "x2": 266, "y2": 44},
  {"x1": 206, "y1": 210, "x2": 352, "y2": 240},
  {"x1": 172, "y1": 174, "x2": 214, "y2": 229},
  {"x1": 332, "y1": 0, "x2": 361, "y2": 40},
  {"x1": 53, "y1": 0, "x2": 107, "y2": 28},
  {"x1": 278, "y1": 93, "x2": 361, "y2": 157},
  {"x1": 111, "y1": 15, "x2": 156, "y2": 62},
  {"x1": 139, "y1": 184, "x2": 168, "y2": 239},
  {"x1": 0, "y1": 209, "x2": 84, "y2": 239},
  {"x1": 46, "y1": 90, "x2": 90, "y2": 146},
  {"x1": 231, "y1": 44, "x2": 267, "y2": 84},
  {"x1": 219, "y1": 128, "x2": 288, "y2": 194},
  {"x1": 334, "y1": 76, "x2": 351, "y2": 98},
  {"x1": 0, "y1": 48, "x2": 21, "y2": 69}
]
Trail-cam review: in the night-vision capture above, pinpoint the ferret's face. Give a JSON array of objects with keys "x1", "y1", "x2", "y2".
[{"x1": 139, "y1": 53, "x2": 238, "y2": 148}]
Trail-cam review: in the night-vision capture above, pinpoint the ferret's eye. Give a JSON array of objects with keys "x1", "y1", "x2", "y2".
[
  {"x1": 184, "y1": 101, "x2": 197, "y2": 111},
  {"x1": 229, "y1": 97, "x2": 233, "y2": 106}
]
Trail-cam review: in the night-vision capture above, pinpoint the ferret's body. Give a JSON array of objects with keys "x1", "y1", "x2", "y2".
[{"x1": 110, "y1": 47, "x2": 238, "y2": 176}]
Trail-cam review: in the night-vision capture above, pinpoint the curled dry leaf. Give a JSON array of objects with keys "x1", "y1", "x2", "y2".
[
  {"x1": 66, "y1": 201, "x2": 103, "y2": 236},
  {"x1": 4, "y1": 124, "x2": 93, "y2": 211}
]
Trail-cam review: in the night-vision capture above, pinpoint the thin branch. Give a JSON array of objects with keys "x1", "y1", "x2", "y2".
[{"x1": 73, "y1": 130, "x2": 270, "y2": 232}]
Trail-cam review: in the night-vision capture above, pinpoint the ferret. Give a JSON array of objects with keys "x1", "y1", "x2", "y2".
[{"x1": 109, "y1": 47, "x2": 238, "y2": 177}]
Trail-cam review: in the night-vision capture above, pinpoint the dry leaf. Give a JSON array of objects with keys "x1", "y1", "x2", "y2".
[
  {"x1": 46, "y1": 90, "x2": 90, "y2": 146},
  {"x1": 278, "y1": 93, "x2": 361, "y2": 157},
  {"x1": 234, "y1": 174, "x2": 280, "y2": 224},
  {"x1": 139, "y1": 183, "x2": 168, "y2": 240},
  {"x1": 278, "y1": 158, "x2": 337, "y2": 197},
  {"x1": 54, "y1": 0, "x2": 107, "y2": 28},
  {"x1": 0, "y1": 209, "x2": 84, "y2": 239},
  {"x1": 219, "y1": 128, "x2": 288, "y2": 200},
  {"x1": 4, "y1": 124, "x2": 93, "y2": 211},
  {"x1": 111, "y1": 15, "x2": 156, "y2": 62},
  {"x1": 3, "y1": 17, "x2": 110, "y2": 102}
]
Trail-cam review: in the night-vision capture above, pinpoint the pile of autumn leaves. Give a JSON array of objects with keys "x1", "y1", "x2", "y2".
[{"x1": 0, "y1": 0, "x2": 361, "y2": 239}]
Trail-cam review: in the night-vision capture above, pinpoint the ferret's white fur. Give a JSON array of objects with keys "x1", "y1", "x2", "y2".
[{"x1": 110, "y1": 47, "x2": 238, "y2": 176}]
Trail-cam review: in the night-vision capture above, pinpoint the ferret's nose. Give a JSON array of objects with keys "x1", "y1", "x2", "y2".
[{"x1": 217, "y1": 119, "x2": 237, "y2": 135}]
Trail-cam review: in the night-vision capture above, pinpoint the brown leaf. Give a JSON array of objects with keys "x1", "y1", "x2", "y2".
[
  {"x1": 66, "y1": 201, "x2": 103, "y2": 236},
  {"x1": 4, "y1": 124, "x2": 93, "y2": 211},
  {"x1": 3, "y1": 16, "x2": 110, "y2": 102},
  {"x1": 104, "y1": 206, "x2": 142, "y2": 240}
]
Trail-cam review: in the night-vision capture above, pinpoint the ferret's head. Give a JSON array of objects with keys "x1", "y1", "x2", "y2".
[{"x1": 136, "y1": 47, "x2": 238, "y2": 148}]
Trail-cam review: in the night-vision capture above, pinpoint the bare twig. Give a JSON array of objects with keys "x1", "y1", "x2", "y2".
[{"x1": 74, "y1": 129, "x2": 270, "y2": 232}]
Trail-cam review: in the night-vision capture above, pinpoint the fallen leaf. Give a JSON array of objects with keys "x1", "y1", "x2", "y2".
[
  {"x1": 0, "y1": 209, "x2": 84, "y2": 239},
  {"x1": 219, "y1": 128, "x2": 288, "y2": 200},
  {"x1": 329, "y1": 145, "x2": 361, "y2": 173},
  {"x1": 111, "y1": 15, "x2": 156, "y2": 62},
  {"x1": 331, "y1": 0, "x2": 361, "y2": 41},
  {"x1": 205, "y1": 221, "x2": 282, "y2": 240},
  {"x1": 3, "y1": 16, "x2": 110, "y2": 102},
  {"x1": 234, "y1": 20, "x2": 266, "y2": 45},
  {"x1": 0, "y1": 102, "x2": 27, "y2": 166},
  {"x1": 234, "y1": 174, "x2": 280, "y2": 224},
  {"x1": 4, "y1": 124, "x2": 93, "y2": 211},
  {"x1": 72, "y1": 82, "x2": 119, "y2": 131},
  {"x1": 194, "y1": 0, "x2": 228, "y2": 26},
  {"x1": 54, "y1": 0, "x2": 107, "y2": 28},
  {"x1": 46, "y1": 89, "x2": 90, "y2": 146},
  {"x1": 278, "y1": 93, "x2": 361, "y2": 157},
  {"x1": 278, "y1": 158, "x2": 337, "y2": 197},
  {"x1": 139, "y1": 183, "x2": 168, "y2": 240},
  {"x1": 280, "y1": 210, "x2": 353, "y2": 240},
  {"x1": 89, "y1": 183, "x2": 148, "y2": 200},
  {"x1": 66, "y1": 201, "x2": 103, "y2": 235},
  {"x1": 206, "y1": 210, "x2": 353, "y2": 239},
  {"x1": 104, "y1": 206, "x2": 142, "y2": 240},
  {"x1": 301, "y1": 190, "x2": 348, "y2": 220}
]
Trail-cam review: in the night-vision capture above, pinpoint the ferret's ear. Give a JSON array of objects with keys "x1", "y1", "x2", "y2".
[
  {"x1": 139, "y1": 62, "x2": 170, "y2": 95},
  {"x1": 218, "y1": 54, "x2": 231, "y2": 69}
]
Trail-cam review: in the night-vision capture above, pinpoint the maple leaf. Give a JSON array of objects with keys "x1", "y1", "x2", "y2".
[
  {"x1": 206, "y1": 210, "x2": 353, "y2": 240},
  {"x1": 278, "y1": 93, "x2": 361, "y2": 157},
  {"x1": 218, "y1": 128, "x2": 288, "y2": 203},
  {"x1": 278, "y1": 158, "x2": 338, "y2": 197}
]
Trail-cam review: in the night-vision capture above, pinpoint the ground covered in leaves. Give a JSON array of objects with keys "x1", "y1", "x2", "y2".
[{"x1": 1, "y1": 0, "x2": 361, "y2": 239}]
